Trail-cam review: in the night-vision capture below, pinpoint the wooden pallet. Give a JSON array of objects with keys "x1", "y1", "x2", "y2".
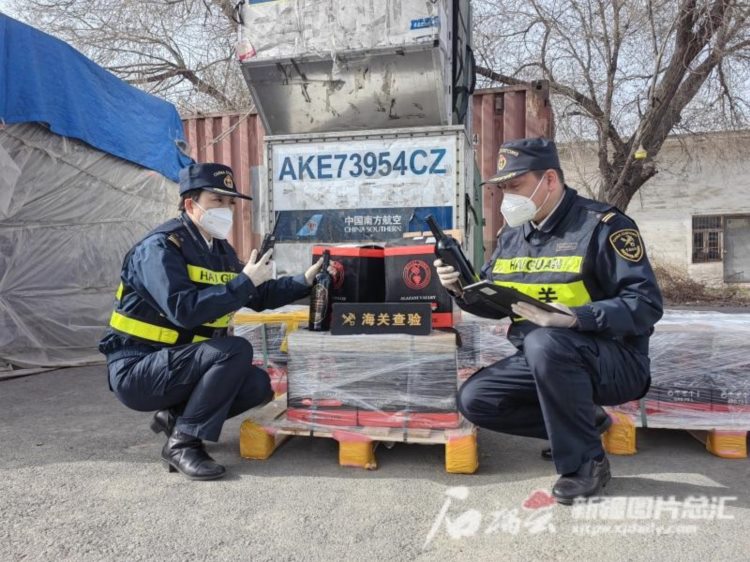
[
  {"x1": 602, "y1": 410, "x2": 749, "y2": 459},
  {"x1": 239, "y1": 395, "x2": 479, "y2": 473}
]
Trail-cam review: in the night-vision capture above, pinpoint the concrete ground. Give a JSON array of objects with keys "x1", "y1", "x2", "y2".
[{"x1": 2, "y1": 366, "x2": 749, "y2": 561}]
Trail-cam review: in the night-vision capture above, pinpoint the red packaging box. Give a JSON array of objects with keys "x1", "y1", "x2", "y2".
[
  {"x1": 384, "y1": 241, "x2": 454, "y2": 328},
  {"x1": 286, "y1": 408, "x2": 358, "y2": 427},
  {"x1": 357, "y1": 411, "x2": 460, "y2": 429}
]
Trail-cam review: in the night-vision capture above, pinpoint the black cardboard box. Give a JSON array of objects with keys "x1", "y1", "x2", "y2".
[
  {"x1": 312, "y1": 245, "x2": 385, "y2": 303},
  {"x1": 384, "y1": 240, "x2": 454, "y2": 328}
]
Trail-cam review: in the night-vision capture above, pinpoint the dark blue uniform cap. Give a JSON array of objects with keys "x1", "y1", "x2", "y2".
[
  {"x1": 178, "y1": 163, "x2": 252, "y2": 200},
  {"x1": 483, "y1": 138, "x2": 560, "y2": 185}
]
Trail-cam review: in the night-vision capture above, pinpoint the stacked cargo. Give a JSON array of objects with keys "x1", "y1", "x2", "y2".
[
  {"x1": 454, "y1": 314, "x2": 517, "y2": 382},
  {"x1": 286, "y1": 330, "x2": 459, "y2": 428},
  {"x1": 610, "y1": 310, "x2": 750, "y2": 430},
  {"x1": 232, "y1": 306, "x2": 310, "y2": 396},
  {"x1": 238, "y1": 0, "x2": 469, "y2": 136},
  {"x1": 449, "y1": 310, "x2": 750, "y2": 460},
  {"x1": 453, "y1": 310, "x2": 750, "y2": 434}
]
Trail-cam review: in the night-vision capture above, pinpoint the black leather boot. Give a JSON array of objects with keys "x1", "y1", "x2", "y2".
[
  {"x1": 161, "y1": 431, "x2": 226, "y2": 481},
  {"x1": 552, "y1": 455, "x2": 611, "y2": 505},
  {"x1": 150, "y1": 409, "x2": 176, "y2": 437},
  {"x1": 541, "y1": 405, "x2": 612, "y2": 460}
]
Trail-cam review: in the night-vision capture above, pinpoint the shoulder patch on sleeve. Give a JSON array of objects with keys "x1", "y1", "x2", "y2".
[
  {"x1": 167, "y1": 234, "x2": 182, "y2": 248},
  {"x1": 609, "y1": 229, "x2": 644, "y2": 262},
  {"x1": 601, "y1": 211, "x2": 617, "y2": 224}
]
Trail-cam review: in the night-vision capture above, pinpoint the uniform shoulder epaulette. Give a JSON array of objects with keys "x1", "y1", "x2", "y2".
[
  {"x1": 167, "y1": 234, "x2": 182, "y2": 248},
  {"x1": 600, "y1": 208, "x2": 638, "y2": 227},
  {"x1": 576, "y1": 194, "x2": 613, "y2": 215}
]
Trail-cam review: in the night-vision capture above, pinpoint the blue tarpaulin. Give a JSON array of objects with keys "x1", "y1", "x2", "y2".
[{"x1": 0, "y1": 13, "x2": 191, "y2": 181}]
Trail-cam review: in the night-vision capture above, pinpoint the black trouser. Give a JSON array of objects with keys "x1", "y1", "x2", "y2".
[
  {"x1": 457, "y1": 327, "x2": 650, "y2": 475},
  {"x1": 107, "y1": 336, "x2": 273, "y2": 442}
]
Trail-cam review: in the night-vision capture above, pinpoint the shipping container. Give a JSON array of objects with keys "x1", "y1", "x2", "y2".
[
  {"x1": 237, "y1": 0, "x2": 473, "y2": 136},
  {"x1": 182, "y1": 83, "x2": 554, "y2": 263}
]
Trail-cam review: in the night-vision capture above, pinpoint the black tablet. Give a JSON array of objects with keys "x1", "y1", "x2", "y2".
[{"x1": 462, "y1": 280, "x2": 574, "y2": 316}]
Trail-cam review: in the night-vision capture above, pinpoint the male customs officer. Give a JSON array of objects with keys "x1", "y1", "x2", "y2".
[
  {"x1": 99, "y1": 163, "x2": 325, "y2": 481},
  {"x1": 436, "y1": 138, "x2": 663, "y2": 504}
]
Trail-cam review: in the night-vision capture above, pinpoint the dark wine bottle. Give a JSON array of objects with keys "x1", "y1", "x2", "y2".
[
  {"x1": 309, "y1": 250, "x2": 333, "y2": 331},
  {"x1": 424, "y1": 215, "x2": 477, "y2": 288}
]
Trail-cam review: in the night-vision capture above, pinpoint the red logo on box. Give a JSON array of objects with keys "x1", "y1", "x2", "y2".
[
  {"x1": 332, "y1": 260, "x2": 345, "y2": 290},
  {"x1": 403, "y1": 260, "x2": 431, "y2": 290}
]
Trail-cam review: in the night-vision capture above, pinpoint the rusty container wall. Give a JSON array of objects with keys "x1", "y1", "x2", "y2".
[
  {"x1": 182, "y1": 112, "x2": 264, "y2": 262},
  {"x1": 471, "y1": 82, "x2": 554, "y2": 260}
]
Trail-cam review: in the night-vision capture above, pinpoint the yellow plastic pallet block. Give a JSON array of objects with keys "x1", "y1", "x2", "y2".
[
  {"x1": 239, "y1": 397, "x2": 289, "y2": 459},
  {"x1": 239, "y1": 420, "x2": 278, "y2": 460},
  {"x1": 445, "y1": 434, "x2": 479, "y2": 474},
  {"x1": 601, "y1": 410, "x2": 637, "y2": 455},
  {"x1": 334, "y1": 432, "x2": 377, "y2": 470},
  {"x1": 690, "y1": 430, "x2": 748, "y2": 459}
]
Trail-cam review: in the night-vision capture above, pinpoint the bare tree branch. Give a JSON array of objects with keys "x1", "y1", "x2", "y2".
[{"x1": 474, "y1": 0, "x2": 750, "y2": 208}]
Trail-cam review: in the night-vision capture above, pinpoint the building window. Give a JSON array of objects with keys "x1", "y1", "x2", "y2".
[{"x1": 692, "y1": 215, "x2": 723, "y2": 263}]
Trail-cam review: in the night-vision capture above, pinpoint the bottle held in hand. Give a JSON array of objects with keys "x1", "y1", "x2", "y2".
[
  {"x1": 424, "y1": 215, "x2": 477, "y2": 289},
  {"x1": 309, "y1": 250, "x2": 333, "y2": 331}
]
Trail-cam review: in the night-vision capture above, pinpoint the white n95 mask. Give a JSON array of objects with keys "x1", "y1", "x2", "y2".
[
  {"x1": 196, "y1": 204, "x2": 234, "y2": 239},
  {"x1": 500, "y1": 175, "x2": 549, "y2": 227}
]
